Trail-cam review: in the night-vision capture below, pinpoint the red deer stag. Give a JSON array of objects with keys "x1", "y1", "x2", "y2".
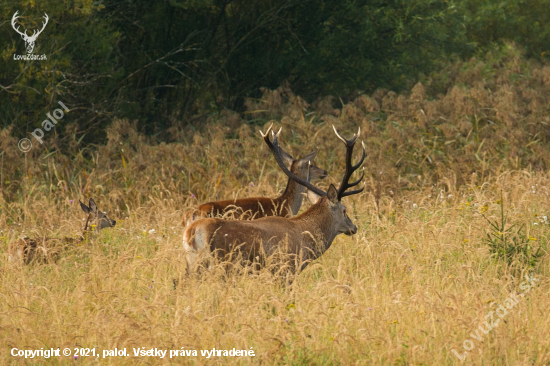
[
  {"x1": 183, "y1": 125, "x2": 365, "y2": 274},
  {"x1": 8, "y1": 198, "x2": 116, "y2": 264},
  {"x1": 183, "y1": 131, "x2": 328, "y2": 226}
]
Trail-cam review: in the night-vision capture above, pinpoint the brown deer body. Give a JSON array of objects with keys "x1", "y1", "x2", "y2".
[
  {"x1": 183, "y1": 126, "x2": 365, "y2": 273},
  {"x1": 8, "y1": 198, "x2": 116, "y2": 264},
  {"x1": 183, "y1": 144, "x2": 327, "y2": 226}
]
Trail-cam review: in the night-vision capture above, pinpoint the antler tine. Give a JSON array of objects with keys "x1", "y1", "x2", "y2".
[
  {"x1": 341, "y1": 182, "x2": 366, "y2": 198},
  {"x1": 259, "y1": 123, "x2": 273, "y2": 138},
  {"x1": 11, "y1": 11, "x2": 18, "y2": 25},
  {"x1": 332, "y1": 125, "x2": 359, "y2": 145},
  {"x1": 333, "y1": 126, "x2": 366, "y2": 200},
  {"x1": 11, "y1": 11, "x2": 27, "y2": 36},
  {"x1": 352, "y1": 141, "x2": 366, "y2": 170},
  {"x1": 344, "y1": 167, "x2": 365, "y2": 189},
  {"x1": 262, "y1": 128, "x2": 327, "y2": 197}
]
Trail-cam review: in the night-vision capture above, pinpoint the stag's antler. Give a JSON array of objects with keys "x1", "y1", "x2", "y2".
[
  {"x1": 33, "y1": 13, "x2": 50, "y2": 36},
  {"x1": 260, "y1": 126, "x2": 327, "y2": 197},
  {"x1": 31, "y1": 13, "x2": 49, "y2": 40},
  {"x1": 29, "y1": 13, "x2": 50, "y2": 41},
  {"x1": 11, "y1": 11, "x2": 27, "y2": 37},
  {"x1": 332, "y1": 125, "x2": 365, "y2": 199}
]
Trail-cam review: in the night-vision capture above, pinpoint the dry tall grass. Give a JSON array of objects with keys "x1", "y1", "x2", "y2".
[
  {"x1": 1, "y1": 46, "x2": 550, "y2": 364},
  {"x1": 2, "y1": 133, "x2": 549, "y2": 365}
]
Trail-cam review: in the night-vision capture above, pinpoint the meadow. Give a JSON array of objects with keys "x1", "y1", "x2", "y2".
[{"x1": 1, "y1": 47, "x2": 550, "y2": 365}]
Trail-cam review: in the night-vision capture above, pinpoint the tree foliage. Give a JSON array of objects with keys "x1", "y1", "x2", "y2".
[{"x1": 1, "y1": 0, "x2": 549, "y2": 144}]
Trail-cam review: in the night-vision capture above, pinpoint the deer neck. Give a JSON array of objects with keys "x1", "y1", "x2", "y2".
[
  {"x1": 83, "y1": 215, "x2": 90, "y2": 231},
  {"x1": 83, "y1": 216, "x2": 101, "y2": 236},
  {"x1": 294, "y1": 201, "x2": 337, "y2": 259},
  {"x1": 72, "y1": 225, "x2": 98, "y2": 244},
  {"x1": 62, "y1": 227, "x2": 91, "y2": 246},
  {"x1": 277, "y1": 176, "x2": 306, "y2": 216}
]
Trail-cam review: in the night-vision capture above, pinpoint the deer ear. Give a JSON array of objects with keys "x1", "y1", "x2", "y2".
[
  {"x1": 88, "y1": 198, "x2": 98, "y2": 213},
  {"x1": 80, "y1": 200, "x2": 90, "y2": 214},
  {"x1": 278, "y1": 146, "x2": 294, "y2": 167},
  {"x1": 300, "y1": 150, "x2": 318, "y2": 164},
  {"x1": 306, "y1": 189, "x2": 321, "y2": 204},
  {"x1": 327, "y1": 184, "x2": 338, "y2": 203}
]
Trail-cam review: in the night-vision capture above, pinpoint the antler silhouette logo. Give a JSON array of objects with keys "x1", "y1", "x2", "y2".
[{"x1": 11, "y1": 11, "x2": 49, "y2": 54}]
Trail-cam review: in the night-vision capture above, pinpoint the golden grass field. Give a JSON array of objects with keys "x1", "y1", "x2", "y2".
[{"x1": 1, "y1": 47, "x2": 550, "y2": 365}]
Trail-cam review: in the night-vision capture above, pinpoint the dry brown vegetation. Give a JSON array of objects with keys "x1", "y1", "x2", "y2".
[{"x1": 1, "y1": 47, "x2": 550, "y2": 365}]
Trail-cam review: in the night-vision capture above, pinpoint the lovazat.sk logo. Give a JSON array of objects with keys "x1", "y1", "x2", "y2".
[{"x1": 11, "y1": 11, "x2": 48, "y2": 61}]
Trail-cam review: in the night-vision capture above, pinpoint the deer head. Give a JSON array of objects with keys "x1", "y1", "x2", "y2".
[
  {"x1": 277, "y1": 146, "x2": 328, "y2": 182},
  {"x1": 80, "y1": 198, "x2": 116, "y2": 232},
  {"x1": 11, "y1": 11, "x2": 49, "y2": 54}
]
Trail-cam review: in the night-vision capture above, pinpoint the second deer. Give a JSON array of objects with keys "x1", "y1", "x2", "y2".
[
  {"x1": 8, "y1": 198, "x2": 116, "y2": 264},
  {"x1": 183, "y1": 131, "x2": 327, "y2": 225}
]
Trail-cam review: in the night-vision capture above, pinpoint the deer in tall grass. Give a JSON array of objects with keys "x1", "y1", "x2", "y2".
[
  {"x1": 8, "y1": 198, "x2": 116, "y2": 264},
  {"x1": 183, "y1": 132, "x2": 327, "y2": 226},
  {"x1": 183, "y1": 125, "x2": 365, "y2": 274}
]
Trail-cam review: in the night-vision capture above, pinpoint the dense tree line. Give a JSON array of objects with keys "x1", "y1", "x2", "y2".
[{"x1": 1, "y1": 0, "x2": 549, "y2": 144}]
